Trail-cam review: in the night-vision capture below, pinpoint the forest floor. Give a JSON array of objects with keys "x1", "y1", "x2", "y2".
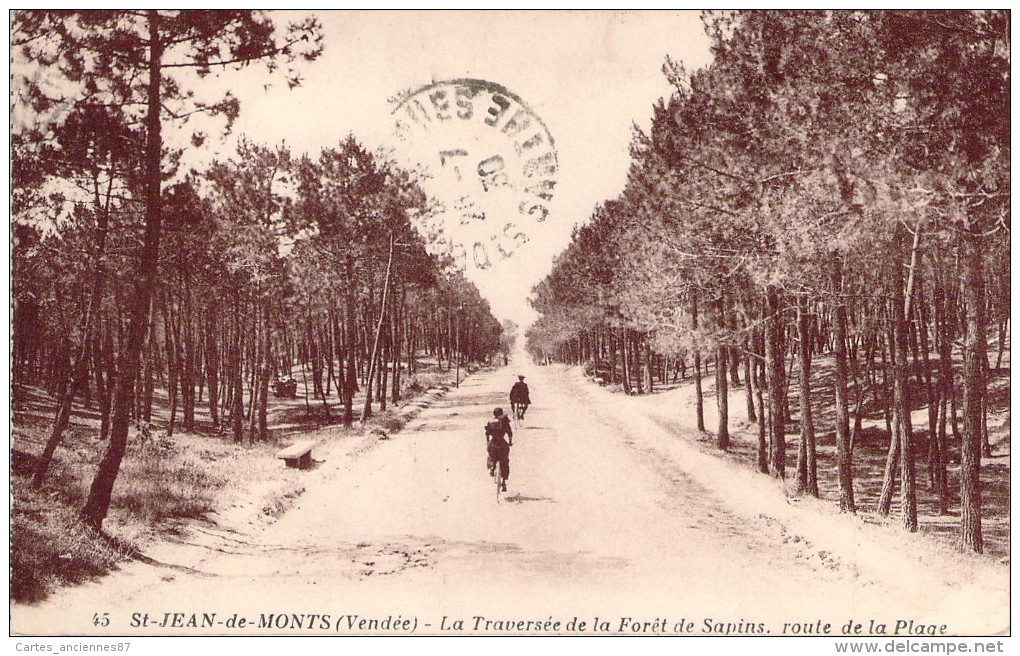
[
  {"x1": 593, "y1": 347, "x2": 1012, "y2": 561},
  {"x1": 10, "y1": 357, "x2": 478, "y2": 603},
  {"x1": 10, "y1": 356, "x2": 1009, "y2": 636}
]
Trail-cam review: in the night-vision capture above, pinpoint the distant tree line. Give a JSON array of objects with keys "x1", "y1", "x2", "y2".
[
  {"x1": 527, "y1": 10, "x2": 1008, "y2": 553},
  {"x1": 11, "y1": 10, "x2": 504, "y2": 531}
]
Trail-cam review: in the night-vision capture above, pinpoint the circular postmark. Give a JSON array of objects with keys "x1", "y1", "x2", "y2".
[{"x1": 390, "y1": 78, "x2": 558, "y2": 271}]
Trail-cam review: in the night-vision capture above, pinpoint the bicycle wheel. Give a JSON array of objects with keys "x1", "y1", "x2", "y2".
[{"x1": 494, "y1": 459, "x2": 503, "y2": 502}]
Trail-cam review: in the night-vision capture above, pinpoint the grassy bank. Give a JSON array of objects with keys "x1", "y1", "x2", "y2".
[{"x1": 11, "y1": 361, "x2": 483, "y2": 603}]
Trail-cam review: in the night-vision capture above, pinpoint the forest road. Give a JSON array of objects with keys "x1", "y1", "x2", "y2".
[{"x1": 11, "y1": 362, "x2": 1005, "y2": 636}]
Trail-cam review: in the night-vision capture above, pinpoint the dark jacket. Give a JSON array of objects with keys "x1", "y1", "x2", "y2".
[
  {"x1": 509, "y1": 381, "x2": 530, "y2": 404},
  {"x1": 485, "y1": 416, "x2": 513, "y2": 448}
]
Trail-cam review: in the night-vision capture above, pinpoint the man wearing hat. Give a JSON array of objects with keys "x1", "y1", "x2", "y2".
[{"x1": 509, "y1": 375, "x2": 531, "y2": 421}]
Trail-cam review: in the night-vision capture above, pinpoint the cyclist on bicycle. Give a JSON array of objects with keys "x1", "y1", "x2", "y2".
[
  {"x1": 509, "y1": 375, "x2": 531, "y2": 420},
  {"x1": 485, "y1": 407, "x2": 513, "y2": 491}
]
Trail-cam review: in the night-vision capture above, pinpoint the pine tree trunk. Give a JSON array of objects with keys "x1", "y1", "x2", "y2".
[
  {"x1": 631, "y1": 333, "x2": 643, "y2": 394},
  {"x1": 877, "y1": 422, "x2": 899, "y2": 516},
  {"x1": 231, "y1": 291, "x2": 244, "y2": 443},
  {"x1": 755, "y1": 353, "x2": 768, "y2": 474},
  {"x1": 342, "y1": 288, "x2": 357, "y2": 426},
  {"x1": 330, "y1": 307, "x2": 349, "y2": 406},
  {"x1": 608, "y1": 327, "x2": 618, "y2": 385},
  {"x1": 832, "y1": 260, "x2": 855, "y2": 512},
  {"x1": 950, "y1": 382, "x2": 962, "y2": 444},
  {"x1": 621, "y1": 328, "x2": 633, "y2": 394},
  {"x1": 164, "y1": 296, "x2": 179, "y2": 437},
  {"x1": 765, "y1": 287, "x2": 785, "y2": 479},
  {"x1": 362, "y1": 233, "x2": 396, "y2": 422},
  {"x1": 248, "y1": 304, "x2": 262, "y2": 442},
  {"x1": 391, "y1": 290, "x2": 404, "y2": 403},
  {"x1": 323, "y1": 319, "x2": 333, "y2": 398},
  {"x1": 715, "y1": 291, "x2": 729, "y2": 450},
  {"x1": 256, "y1": 304, "x2": 270, "y2": 441},
  {"x1": 849, "y1": 321, "x2": 876, "y2": 453},
  {"x1": 98, "y1": 328, "x2": 114, "y2": 443},
  {"x1": 33, "y1": 162, "x2": 113, "y2": 487},
  {"x1": 980, "y1": 354, "x2": 991, "y2": 458},
  {"x1": 642, "y1": 338, "x2": 653, "y2": 395},
  {"x1": 728, "y1": 308, "x2": 740, "y2": 387},
  {"x1": 895, "y1": 231, "x2": 919, "y2": 532},
  {"x1": 180, "y1": 265, "x2": 195, "y2": 431},
  {"x1": 692, "y1": 292, "x2": 705, "y2": 431},
  {"x1": 81, "y1": 12, "x2": 163, "y2": 530},
  {"x1": 379, "y1": 315, "x2": 390, "y2": 411},
  {"x1": 877, "y1": 315, "x2": 899, "y2": 517},
  {"x1": 960, "y1": 230, "x2": 985, "y2": 553},
  {"x1": 994, "y1": 318, "x2": 1006, "y2": 370},
  {"x1": 916, "y1": 287, "x2": 943, "y2": 504},
  {"x1": 744, "y1": 337, "x2": 757, "y2": 423},
  {"x1": 142, "y1": 316, "x2": 154, "y2": 424},
  {"x1": 205, "y1": 304, "x2": 219, "y2": 428},
  {"x1": 795, "y1": 296, "x2": 818, "y2": 496},
  {"x1": 880, "y1": 332, "x2": 893, "y2": 439},
  {"x1": 309, "y1": 320, "x2": 323, "y2": 398}
]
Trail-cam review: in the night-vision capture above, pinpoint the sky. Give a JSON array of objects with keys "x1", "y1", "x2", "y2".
[
  {"x1": 204, "y1": 10, "x2": 716, "y2": 326},
  {"x1": 19, "y1": 10, "x2": 714, "y2": 327}
]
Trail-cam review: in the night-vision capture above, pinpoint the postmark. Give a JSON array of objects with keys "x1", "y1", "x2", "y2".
[{"x1": 390, "y1": 78, "x2": 558, "y2": 270}]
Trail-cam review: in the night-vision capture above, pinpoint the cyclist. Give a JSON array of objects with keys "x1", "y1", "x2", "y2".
[
  {"x1": 485, "y1": 407, "x2": 513, "y2": 491},
  {"x1": 509, "y1": 375, "x2": 530, "y2": 421}
]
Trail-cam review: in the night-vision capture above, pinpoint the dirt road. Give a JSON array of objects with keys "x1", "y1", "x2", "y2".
[{"x1": 11, "y1": 362, "x2": 1008, "y2": 636}]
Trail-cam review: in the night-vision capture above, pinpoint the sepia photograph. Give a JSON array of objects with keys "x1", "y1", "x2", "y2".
[{"x1": 8, "y1": 9, "x2": 1011, "y2": 650}]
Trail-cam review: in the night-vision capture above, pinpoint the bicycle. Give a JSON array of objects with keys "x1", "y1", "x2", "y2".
[
  {"x1": 511, "y1": 402, "x2": 527, "y2": 429},
  {"x1": 494, "y1": 458, "x2": 506, "y2": 502}
]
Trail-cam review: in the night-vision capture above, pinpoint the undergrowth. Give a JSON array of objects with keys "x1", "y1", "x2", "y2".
[
  {"x1": 10, "y1": 428, "x2": 226, "y2": 603},
  {"x1": 12, "y1": 360, "x2": 475, "y2": 603},
  {"x1": 11, "y1": 484, "x2": 132, "y2": 603}
]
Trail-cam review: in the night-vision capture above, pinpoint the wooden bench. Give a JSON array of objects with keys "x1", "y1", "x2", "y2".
[{"x1": 276, "y1": 440, "x2": 317, "y2": 469}]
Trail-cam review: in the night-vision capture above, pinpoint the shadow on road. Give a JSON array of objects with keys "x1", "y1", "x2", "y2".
[{"x1": 503, "y1": 493, "x2": 556, "y2": 504}]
